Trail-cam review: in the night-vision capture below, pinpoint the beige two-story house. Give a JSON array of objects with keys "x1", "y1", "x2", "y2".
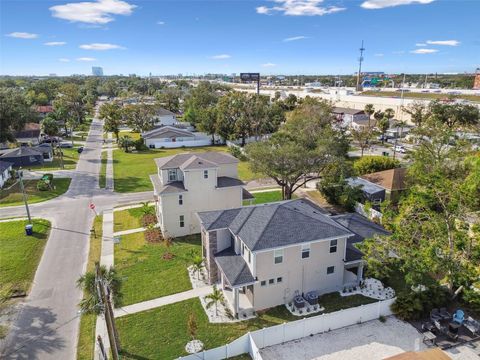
[
  {"x1": 197, "y1": 199, "x2": 379, "y2": 318},
  {"x1": 149, "y1": 152, "x2": 253, "y2": 238}
]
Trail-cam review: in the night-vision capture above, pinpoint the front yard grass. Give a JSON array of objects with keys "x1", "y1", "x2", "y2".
[
  {"x1": 0, "y1": 178, "x2": 71, "y2": 208},
  {"x1": 27, "y1": 146, "x2": 81, "y2": 171},
  {"x1": 76, "y1": 215, "x2": 103, "y2": 360},
  {"x1": 115, "y1": 233, "x2": 201, "y2": 306},
  {"x1": 117, "y1": 292, "x2": 377, "y2": 359},
  {"x1": 113, "y1": 146, "x2": 260, "y2": 193},
  {"x1": 113, "y1": 205, "x2": 154, "y2": 232},
  {"x1": 99, "y1": 150, "x2": 107, "y2": 188},
  {"x1": 0, "y1": 219, "x2": 50, "y2": 295},
  {"x1": 244, "y1": 190, "x2": 291, "y2": 206}
]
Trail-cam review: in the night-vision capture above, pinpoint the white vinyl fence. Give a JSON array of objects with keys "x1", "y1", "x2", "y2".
[{"x1": 178, "y1": 298, "x2": 395, "y2": 360}]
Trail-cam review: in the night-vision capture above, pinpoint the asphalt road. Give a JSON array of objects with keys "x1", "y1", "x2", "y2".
[{"x1": 0, "y1": 117, "x2": 152, "y2": 359}]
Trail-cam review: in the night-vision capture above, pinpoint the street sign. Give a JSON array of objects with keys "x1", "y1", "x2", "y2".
[
  {"x1": 240, "y1": 73, "x2": 260, "y2": 82},
  {"x1": 89, "y1": 203, "x2": 96, "y2": 210}
]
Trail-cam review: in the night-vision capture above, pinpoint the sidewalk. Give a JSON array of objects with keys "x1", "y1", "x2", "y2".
[
  {"x1": 114, "y1": 285, "x2": 213, "y2": 318},
  {"x1": 105, "y1": 133, "x2": 114, "y2": 191},
  {"x1": 113, "y1": 226, "x2": 147, "y2": 237}
]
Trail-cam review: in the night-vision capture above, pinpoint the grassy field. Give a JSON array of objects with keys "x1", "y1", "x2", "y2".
[
  {"x1": 99, "y1": 151, "x2": 107, "y2": 189},
  {"x1": 117, "y1": 292, "x2": 377, "y2": 359},
  {"x1": 26, "y1": 146, "x2": 81, "y2": 171},
  {"x1": 0, "y1": 178, "x2": 71, "y2": 208},
  {"x1": 0, "y1": 219, "x2": 50, "y2": 295},
  {"x1": 76, "y1": 215, "x2": 103, "y2": 360},
  {"x1": 113, "y1": 146, "x2": 260, "y2": 193},
  {"x1": 244, "y1": 190, "x2": 283, "y2": 206},
  {"x1": 113, "y1": 205, "x2": 154, "y2": 232},
  {"x1": 115, "y1": 233, "x2": 201, "y2": 306},
  {"x1": 362, "y1": 90, "x2": 480, "y2": 103},
  {"x1": 119, "y1": 130, "x2": 141, "y2": 141}
]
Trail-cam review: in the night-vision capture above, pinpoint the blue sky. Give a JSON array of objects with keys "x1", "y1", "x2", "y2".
[{"x1": 1, "y1": 0, "x2": 479, "y2": 76}]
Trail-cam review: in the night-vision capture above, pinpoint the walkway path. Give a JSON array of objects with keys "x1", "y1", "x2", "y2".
[
  {"x1": 113, "y1": 286, "x2": 213, "y2": 318},
  {"x1": 105, "y1": 133, "x2": 114, "y2": 191},
  {"x1": 113, "y1": 226, "x2": 148, "y2": 236}
]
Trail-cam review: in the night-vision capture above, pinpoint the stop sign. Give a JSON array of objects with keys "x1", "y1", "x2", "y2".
[{"x1": 89, "y1": 203, "x2": 95, "y2": 210}]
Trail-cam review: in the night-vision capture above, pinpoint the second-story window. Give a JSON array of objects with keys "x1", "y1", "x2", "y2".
[
  {"x1": 203, "y1": 170, "x2": 208, "y2": 179},
  {"x1": 301, "y1": 244, "x2": 310, "y2": 259},
  {"x1": 178, "y1": 194, "x2": 183, "y2": 205},
  {"x1": 330, "y1": 239, "x2": 338, "y2": 253},
  {"x1": 179, "y1": 215, "x2": 184, "y2": 228},
  {"x1": 274, "y1": 249, "x2": 283, "y2": 264},
  {"x1": 168, "y1": 169, "x2": 176, "y2": 182}
]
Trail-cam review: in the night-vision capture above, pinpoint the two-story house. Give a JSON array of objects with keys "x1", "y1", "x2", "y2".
[
  {"x1": 197, "y1": 199, "x2": 379, "y2": 318},
  {"x1": 149, "y1": 152, "x2": 253, "y2": 238}
]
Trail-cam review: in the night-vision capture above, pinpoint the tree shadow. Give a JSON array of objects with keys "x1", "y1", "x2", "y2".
[
  {"x1": 1, "y1": 305, "x2": 66, "y2": 359},
  {"x1": 120, "y1": 349, "x2": 152, "y2": 360}
]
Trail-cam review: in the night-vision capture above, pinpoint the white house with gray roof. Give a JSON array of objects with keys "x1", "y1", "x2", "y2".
[
  {"x1": 142, "y1": 126, "x2": 211, "y2": 149},
  {"x1": 197, "y1": 199, "x2": 388, "y2": 318},
  {"x1": 149, "y1": 151, "x2": 253, "y2": 238}
]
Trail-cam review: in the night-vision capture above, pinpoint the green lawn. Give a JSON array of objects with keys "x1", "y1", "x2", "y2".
[
  {"x1": 113, "y1": 205, "x2": 154, "y2": 232},
  {"x1": 99, "y1": 151, "x2": 107, "y2": 188},
  {"x1": 76, "y1": 215, "x2": 103, "y2": 360},
  {"x1": 115, "y1": 233, "x2": 201, "y2": 306},
  {"x1": 0, "y1": 219, "x2": 50, "y2": 295},
  {"x1": 26, "y1": 146, "x2": 81, "y2": 171},
  {"x1": 113, "y1": 146, "x2": 260, "y2": 193},
  {"x1": 119, "y1": 130, "x2": 141, "y2": 141},
  {"x1": 0, "y1": 178, "x2": 71, "y2": 208},
  {"x1": 117, "y1": 293, "x2": 377, "y2": 359}
]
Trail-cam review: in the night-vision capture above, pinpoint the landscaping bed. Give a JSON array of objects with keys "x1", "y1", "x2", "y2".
[
  {"x1": 113, "y1": 205, "x2": 155, "y2": 232},
  {"x1": 117, "y1": 292, "x2": 378, "y2": 359},
  {"x1": 114, "y1": 233, "x2": 201, "y2": 306},
  {"x1": 113, "y1": 146, "x2": 260, "y2": 193},
  {"x1": 0, "y1": 219, "x2": 51, "y2": 296},
  {"x1": 0, "y1": 178, "x2": 71, "y2": 208}
]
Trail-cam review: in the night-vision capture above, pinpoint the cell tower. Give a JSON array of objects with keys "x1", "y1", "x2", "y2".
[{"x1": 356, "y1": 40, "x2": 365, "y2": 92}]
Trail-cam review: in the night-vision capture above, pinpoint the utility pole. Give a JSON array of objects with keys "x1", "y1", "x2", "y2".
[
  {"x1": 18, "y1": 170, "x2": 32, "y2": 224},
  {"x1": 96, "y1": 264, "x2": 120, "y2": 360},
  {"x1": 356, "y1": 40, "x2": 365, "y2": 92}
]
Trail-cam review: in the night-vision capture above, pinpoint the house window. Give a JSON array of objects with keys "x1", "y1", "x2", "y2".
[
  {"x1": 168, "y1": 169, "x2": 177, "y2": 182},
  {"x1": 178, "y1": 195, "x2": 183, "y2": 205},
  {"x1": 149, "y1": 144, "x2": 155, "y2": 149},
  {"x1": 330, "y1": 239, "x2": 337, "y2": 253},
  {"x1": 203, "y1": 170, "x2": 208, "y2": 179},
  {"x1": 248, "y1": 250, "x2": 251, "y2": 263},
  {"x1": 277, "y1": 277, "x2": 283, "y2": 283},
  {"x1": 269, "y1": 279, "x2": 275, "y2": 285},
  {"x1": 274, "y1": 249, "x2": 283, "y2": 264},
  {"x1": 179, "y1": 215, "x2": 184, "y2": 228},
  {"x1": 260, "y1": 280, "x2": 266, "y2": 287},
  {"x1": 241, "y1": 243, "x2": 245, "y2": 255},
  {"x1": 301, "y1": 244, "x2": 310, "y2": 259},
  {"x1": 327, "y1": 266, "x2": 335, "y2": 274}
]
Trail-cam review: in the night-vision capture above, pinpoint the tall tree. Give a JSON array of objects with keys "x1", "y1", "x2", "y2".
[
  {"x1": 216, "y1": 92, "x2": 249, "y2": 145},
  {"x1": 0, "y1": 88, "x2": 35, "y2": 143},
  {"x1": 42, "y1": 116, "x2": 59, "y2": 137},
  {"x1": 364, "y1": 104, "x2": 375, "y2": 126},
  {"x1": 123, "y1": 103, "x2": 156, "y2": 133},
  {"x1": 99, "y1": 102, "x2": 123, "y2": 142}
]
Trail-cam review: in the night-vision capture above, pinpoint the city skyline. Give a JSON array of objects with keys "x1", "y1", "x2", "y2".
[{"x1": 1, "y1": 0, "x2": 479, "y2": 76}]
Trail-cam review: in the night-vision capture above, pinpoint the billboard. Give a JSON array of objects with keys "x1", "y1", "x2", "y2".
[{"x1": 240, "y1": 73, "x2": 260, "y2": 82}]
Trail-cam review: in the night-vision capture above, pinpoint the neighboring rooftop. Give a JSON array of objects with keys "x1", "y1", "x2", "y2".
[
  {"x1": 156, "y1": 108, "x2": 176, "y2": 116},
  {"x1": 217, "y1": 176, "x2": 244, "y2": 188},
  {"x1": 347, "y1": 177, "x2": 386, "y2": 197},
  {"x1": 154, "y1": 152, "x2": 238, "y2": 170},
  {"x1": 198, "y1": 199, "x2": 352, "y2": 252},
  {"x1": 0, "y1": 160, "x2": 13, "y2": 172},
  {"x1": 14, "y1": 123, "x2": 41, "y2": 140},
  {"x1": 0, "y1": 147, "x2": 42, "y2": 158},
  {"x1": 361, "y1": 168, "x2": 408, "y2": 192},
  {"x1": 332, "y1": 107, "x2": 365, "y2": 115},
  {"x1": 142, "y1": 126, "x2": 194, "y2": 139}
]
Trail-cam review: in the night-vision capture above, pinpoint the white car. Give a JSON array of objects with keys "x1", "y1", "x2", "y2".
[{"x1": 394, "y1": 145, "x2": 406, "y2": 153}]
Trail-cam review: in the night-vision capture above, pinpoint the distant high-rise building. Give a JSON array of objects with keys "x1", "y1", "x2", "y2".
[{"x1": 92, "y1": 66, "x2": 103, "y2": 76}]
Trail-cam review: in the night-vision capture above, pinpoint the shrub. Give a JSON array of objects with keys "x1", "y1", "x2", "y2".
[
  {"x1": 36, "y1": 180, "x2": 50, "y2": 191},
  {"x1": 391, "y1": 291, "x2": 424, "y2": 320},
  {"x1": 354, "y1": 156, "x2": 400, "y2": 176},
  {"x1": 228, "y1": 145, "x2": 247, "y2": 161},
  {"x1": 134, "y1": 138, "x2": 148, "y2": 151},
  {"x1": 144, "y1": 228, "x2": 162, "y2": 243},
  {"x1": 379, "y1": 315, "x2": 387, "y2": 323},
  {"x1": 141, "y1": 214, "x2": 157, "y2": 228}
]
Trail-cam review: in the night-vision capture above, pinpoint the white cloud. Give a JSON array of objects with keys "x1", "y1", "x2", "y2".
[
  {"x1": 45, "y1": 41, "x2": 67, "y2": 46},
  {"x1": 79, "y1": 43, "x2": 125, "y2": 50},
  {"x1": 361, "y1": 0, "x2": 435, "y2": 9},
  {"x1": 283, "y1": 35, "x2": 308, "y2": 42},
  {"x1": 50, "y1": 0, "x2": 136, "y2": 24},
  {"x1": 59, "y1": 58, "x2": 71, "y2": 62},
  {"x1": 6, "y1": 32, "x2": 38, "y2": 39},
  {"x1": 210, "y1": 54, "x2": 231, "y2": 59},
  {"x1": 374, "y1": 53, "x2": 384, "y2": 57},
  {"x1": 415, "y1": 43, "x2": 426, "y2": 46},
  {"x1": 157, "y1": 21, "x2": 165, "y2": 25},
  {"x1": 256, "y1": 0, "x2": 346, "y2": 16},
  {"x1": 410, "y1": 48, "x2": 438, "y2": 54},
  {"x1": 262, "y1": 63, "x2": 277, "y2": 67},
  {"x1": 426, "y1": 39, "x2": 460, "y2": 46},
  {"x1": 77, "y1": 57, "x2": 97, "y2": 61}
]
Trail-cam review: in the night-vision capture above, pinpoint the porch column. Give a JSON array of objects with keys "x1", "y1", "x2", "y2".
[
  {"x1": 234, "y1": 288, "x2": 240, "y2": 318},
  {"x1": 357, "y1": 263, "x2": 364, "y2": 283}
]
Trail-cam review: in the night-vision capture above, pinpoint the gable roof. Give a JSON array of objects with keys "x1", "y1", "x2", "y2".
[
  {"x1": 0, "y1": 161, "x2": 13, "y2": 172},
  {"x1": 149, "y1": 174, "x2": 187, "y2": 195},
  {"x1": 214, "y1": 247, "x2": 255, "y2": 287},
  {"x1": 361, "y1": 167, "x2": 407, "y2": 192},
  {"x1": 156, "y1": 108, "x2": 175, "y2": 116},
  {"x1": 154, "y1": 151, "x2": 238, "y2": 170},
  {"x1": 0, "y1": 147, "x2": 42, "y2": 158},
  {"x1": 14, "y1": 123, "x2": 41, "y2": 140},
  {"x1": 332, "y1": 107, "x2": 366, "y2": 115},
  {"x1": 198, "y1": 199, "x2": 352, "y2": 252},
  {"x1": 142, "y1": 126, "x2": 194, "y2": 139}
]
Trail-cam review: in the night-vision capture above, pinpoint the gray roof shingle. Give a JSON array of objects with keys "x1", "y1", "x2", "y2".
[
  {"x1": 214, "y1": 247, "x2": 255, "y2": 287},
  {"x1": 198, "y1": 199, "x2": 353, "y2": 252},
  {"x1": 155, "y1": 152, "x2": 238, "y2": 170},
  {"x1": 149, "y1": 174, "x2": 186, "y2": 195},
  {"x1": 0, "y1": 161, "x2": 13, "y2": 172},
  {"x1": 217, "y1": 176, "x2": 245, "y2": 188},
  {"x1": 0, "y1": 147, "x2": 42, "y2": 158}
]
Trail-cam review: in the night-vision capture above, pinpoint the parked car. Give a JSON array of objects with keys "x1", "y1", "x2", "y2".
[
  {"x1": 394, "y1": 145, "x2": 406, "y2": 153},
  {"x1": 77, "y1": 146, "x2": 84, "y2": 154},
  {"x1": 59, "y1": 142, "x2": 73, "y2": 148}
]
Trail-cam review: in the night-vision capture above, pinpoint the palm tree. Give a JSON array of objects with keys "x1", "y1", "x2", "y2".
[
  {"x1": 140, "y1": 201, "x2": 154, "y2": 216},
  {"x1": 205, "y1": 285, "x2": 224, "y2": 316},
  {"x1": 118, "y1": 135, "x2": 133, "y2": 152},
  {"x1": 76, "y1": 263, "x2": 122, "y2": 314},
  {"x1": 191, "y1": 255, "x2": 204, "y2": 280},
  {"x1": 364, "y1": 104, "x2": 375, "y2": 127}
]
